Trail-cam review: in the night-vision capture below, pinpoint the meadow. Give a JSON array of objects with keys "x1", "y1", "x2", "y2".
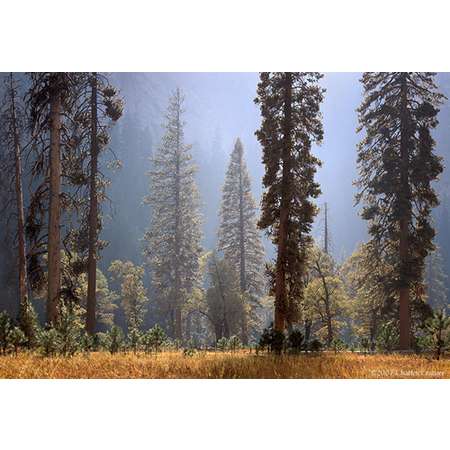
[{"x1": 0, "y1": 350, "x2": 449, "y2": 379}]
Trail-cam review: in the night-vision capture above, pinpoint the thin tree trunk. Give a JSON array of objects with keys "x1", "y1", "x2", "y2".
[
  {"x1": 47, "y1": 75, "x2": 62, "y2": 325},
  {"x1": 274, "y1": 72, "x2": 292, "y2": 333},
  {"x1": 399, "y1": 74, "x2": 411, "y2": 350},
  {"x1": 9, "y1": 74, "x2": 29, "y2": 314},
  {"x1": 86, "y1": 73, "x2": 98, "y2": 334}
]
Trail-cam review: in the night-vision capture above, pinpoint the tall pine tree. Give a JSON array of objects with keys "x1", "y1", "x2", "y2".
[
  {"x1": 255, "y1": 72, "x2": 325, "y2": 333},
  {"x1": 217, "y1": 138, "x2": 265, "y2": 344},
  {"x1": 356, "y1": 72, "x2": 444, "y2": 349},
  {"x1": 144, "y1": 88, "x2": 202, "y2": 341}
]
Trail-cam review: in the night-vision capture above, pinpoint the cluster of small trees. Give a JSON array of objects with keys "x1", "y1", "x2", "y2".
[{"x1": 0, "y1": 306, "x2": 169, "y2": 357}]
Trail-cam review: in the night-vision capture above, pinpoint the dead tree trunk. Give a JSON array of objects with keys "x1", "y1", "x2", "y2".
[
  {"x1": 47, "y1": 75, "x2": 62, "y2": 325},
  {"x1": 9, "y1": 74, "x2": 29, "y2": 316},
  {"x1": 86, "y1": 73, "x2": 98, "y2": 334}
]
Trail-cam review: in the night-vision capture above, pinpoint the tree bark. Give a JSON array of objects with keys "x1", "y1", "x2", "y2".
[
  {"x1": 9, "y1": 74, "x2": 28, "y2": 311},
  {"x1": 274, "y1": 72, "x2": 292, "y2": 333},
  {"x1": 47, "y1": 75, "x2": 62, "y2": 325},
  {"x1": 86, "y1": 73, "x2": 98, "y2": 334},
  {"x1": 399, "y1": 74, "x2": 411, "y2": 350}
]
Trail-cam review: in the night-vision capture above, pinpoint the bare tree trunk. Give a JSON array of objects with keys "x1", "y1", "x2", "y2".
[
  {"x1": 47, "y1": 75, "x2": 62, "y2": 325},
  {"x1": 9, "y1": 74, "x2": 29, "y2": 313},
  {"x1": 86, "y1": 73, "x2": 98, "y2": 334},
  {"x1": 399, "y1": 74, "x2": 411, "y2": 350},
  {"x1": 274, "y1": 72, "x2": 292, "y2": 333}
]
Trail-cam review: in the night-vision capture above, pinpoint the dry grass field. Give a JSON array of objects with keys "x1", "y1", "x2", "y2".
[{"x1": 0, "y1": 350, "x2": 449, "y2": 379}]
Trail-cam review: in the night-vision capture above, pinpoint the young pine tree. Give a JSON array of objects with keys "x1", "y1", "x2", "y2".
[
  {"x1": 217, "y1": 138, "x2": 265, "y2": 344},
  {"x1": 356, "y1": 72, "x2": 444, "y2": 350},
  {"x1": 144, "y1": 89, "x2": 203, "y2": 340},
  {"x1": 255, "y1": 72, "x2": 325, "y2": 333}
]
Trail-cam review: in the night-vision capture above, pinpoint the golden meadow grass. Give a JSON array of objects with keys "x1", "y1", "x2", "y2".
[{"x1": 0, "y1": 350, "x2": 449, "y2": 379}]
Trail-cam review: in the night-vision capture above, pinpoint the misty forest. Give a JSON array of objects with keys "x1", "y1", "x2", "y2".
[{"x1": 1, "y1": 72, "x2": 450, "y2": 378}]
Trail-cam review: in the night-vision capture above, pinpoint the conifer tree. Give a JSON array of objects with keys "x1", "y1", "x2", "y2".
[
  {"x1": 144, "y1": 88, "x2": 202, "y2": 340},
  {"x1": 255, "y1": 72, "x2": 325, "y2": 333},
  {"x1": 217, "y1": 138, "x2": 265, "y2": 344},
  {"x1": 27, "y1": 72, "x2": 85, "y2": 325},
  {"x1": 83, "y1": 73, "x2": 123, "y2": 334},
  {"x1": 356, "y1": 72, "x2": 444, "y2": 349}
]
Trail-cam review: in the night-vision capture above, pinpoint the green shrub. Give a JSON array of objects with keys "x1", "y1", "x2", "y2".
[
  {"x1": 331, "y1": 338, "x2": 346, "y2": 354},
  {"x1": 9, "y1": 327, "x2": 26, "y2": 355},
  {"x1": 0, "y1": 311, "x2": 12, "y2": 354},
  {"x1": 376, "y1": 322, "x2": 399, "y2": 353},
  {"x1": 423, "y1": 310, "x2": 450, "y2": 360},
  {"x1": 56, "y1": 303, "x2": 84, "y2": 357},
  {"x1": 127, "y1": 327, "x2": 142, "y2": 353},
  {"x1": 288, "y1": 330, "x2": 304, "y2": 353},
  {"x1": 216, "y1": 337, "x2": 228, "y2": 351},
  {"x1": 309, "y1": 339, "x2": 323, "y2": 352},
  {"x1": 142, "y1": 325, "x2": 166, "y2": 353},
  {"x1": 183, "y1": 348, "x2": 196, "y2": 357},
  {"x1": 38, "y1": 328, "x2": 61, "y2": 357},
  {"x1": 106, "y1": 325, "x2": 124, "y2": 354},
  {"x1": 258, "y1": 325, "x2": 285, "y2": 354},
  {"x1": 228, "y1": 335, "x2": 241, "y2": 352}
]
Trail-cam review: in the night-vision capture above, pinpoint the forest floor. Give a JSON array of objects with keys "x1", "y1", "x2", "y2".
[{"x1": 0, "y1": 351, "x2": 449, "y2": 378}]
